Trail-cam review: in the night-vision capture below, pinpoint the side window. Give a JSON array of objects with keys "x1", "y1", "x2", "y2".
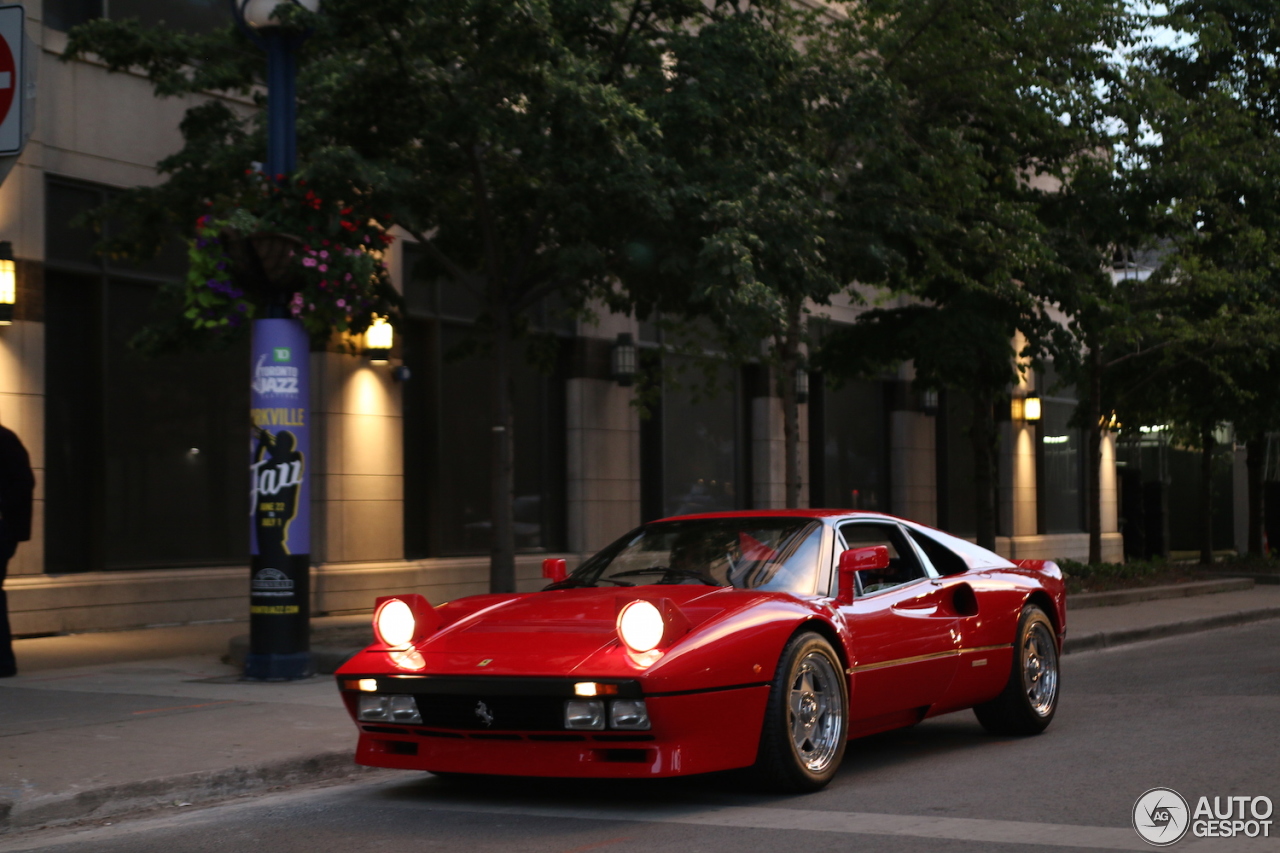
[
  {"x1": 838, "y1": 522, "x2": 926, "y2": 596},
  {"x1": 905, "y1": 527, "x2": 969, "y2": 576}
]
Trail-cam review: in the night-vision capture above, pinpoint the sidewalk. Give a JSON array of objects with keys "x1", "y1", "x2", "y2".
[{"x1": 2, "y1": 583, "x2": 1279, "y2": 835}]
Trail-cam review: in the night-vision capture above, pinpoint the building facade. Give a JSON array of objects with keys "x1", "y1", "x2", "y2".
[{"x1": 3, "y1": 2, "x2": 1122, "y2": 637}]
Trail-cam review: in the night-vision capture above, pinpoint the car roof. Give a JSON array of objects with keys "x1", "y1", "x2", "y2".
[
  {"x1": 653, "y1": 509, "x2": 1016, "y2": 570},
  {"x1": 656, "y1": 509, "x2": 882, "y2": 522}
]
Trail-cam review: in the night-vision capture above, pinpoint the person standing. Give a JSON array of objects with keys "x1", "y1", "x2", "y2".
[{"x1": 0, "y1": 423, "x2": 34, "y2": 677}]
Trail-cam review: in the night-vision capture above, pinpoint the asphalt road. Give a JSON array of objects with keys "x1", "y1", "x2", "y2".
[{"x1": 2, "y1": 621, "x2": 1277, "y2": 853}]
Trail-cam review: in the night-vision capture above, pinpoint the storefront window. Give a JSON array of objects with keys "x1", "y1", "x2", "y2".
[
  {"x1": 1039, "y1": 399, "x2": 1084, "y2": 533},
  {"x1": 401, "y1": 248, "x2": 567, "y2": 558},
  {"x1": 46, "y1": 0, "x2": 229, "y2": 33},
  {"x1": 44, "y1": 178, "x2": 249, "y2": 572},
  {"x1": 810, "y1": 378, "x2": 887, "y2": 511}
]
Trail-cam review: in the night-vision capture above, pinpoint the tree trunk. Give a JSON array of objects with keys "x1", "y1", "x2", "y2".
[
  {"x1": 1086, "y1": 346, "x2": 1103, "y2": 565},
  {"x1": 1247, "y1": 433, "x2": 1265, "y2": 556},
  {"x1": 971, "y1": 392, "x2": 998, "y2": 551},
  {"x1": 1199, "y1": 422, "x2": 1215, "y2": 566},
  {"x1": 779, "y1": 305, "x2": 803, "y2": 509},
  {"x1": 489, "y1": 306, "x2": 516, "y2": 593}
]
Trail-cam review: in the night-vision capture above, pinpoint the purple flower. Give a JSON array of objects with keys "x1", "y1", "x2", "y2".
[
  {"x1": 318, "y1": 264, "x2": 328, "y2": 272},
  {"x1": 302, "y1": 257, "x2": 317, "y2": 268},
  {"x1": 336, "y1": 298, "x2": 346, "y2": 308}
]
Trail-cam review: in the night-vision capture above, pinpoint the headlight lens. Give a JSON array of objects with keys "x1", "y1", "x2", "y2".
[
  {"x1": 617, "y1": 600, "x2": 665, "y2": 653},
  {"x1": 357, "y1": 694, "x2": 422, "y2": 725},
  {"x1": 375, "y1": 598, "x2": 416, "y2": 647},
  {"x1": 609, "y1": 699, "x2": 651, "y2": 730},
  {"x1": 564, "y1": 699, "x2": 606, "y2": 730}
]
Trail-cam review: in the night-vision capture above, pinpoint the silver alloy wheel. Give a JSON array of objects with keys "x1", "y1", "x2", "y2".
[
  {"x1": 788, "y1": 651, "x2": 844, "y2": 772},
  {"x1": 1022, "y1": 620, "x2": 1059, "y2": 717}
]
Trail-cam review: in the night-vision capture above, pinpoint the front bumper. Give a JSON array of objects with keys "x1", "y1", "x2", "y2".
[{"x1": 337, "y1": 675, "x2": 770, "y2": 778}]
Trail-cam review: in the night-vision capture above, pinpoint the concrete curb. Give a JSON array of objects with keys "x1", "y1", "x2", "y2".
[
  {"x1": 1068, "y1": 578, "x2": 1255, "y2": 610},
  {"x1": 1063, "y1": 606, "x2": 1280, "y2": 654},
  {"x1": 0, "y1": 751, "x2": 386, "y2": 834}
]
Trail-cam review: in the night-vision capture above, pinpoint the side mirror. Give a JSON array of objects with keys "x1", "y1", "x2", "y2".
[
  {"x1": 542, "y1": 557, "x2": 568, "y2": 584},
  {"x1": 836, "y1": 546, "x2": 890, "y2": 605}
]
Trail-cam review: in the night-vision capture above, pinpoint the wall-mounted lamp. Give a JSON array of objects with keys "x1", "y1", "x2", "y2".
[
  {"x1": 0, "y1": 242, "x2": 15, "y2": 326},
  {"x1": 611, "y1": 332, "x2": 637, "y2": 387},
  {"x1": 1012, "y1": 393, "x2": 1042, "y2": 423},
  {"x1": 364, "y1": 315, "x2": 393, "y2": 363},
  {"x1": 920, "y1": 388, "x2": 939, "y2": 416},
  {"x1": 794, "y1": 367, "x2": 810, "y2": 405}
]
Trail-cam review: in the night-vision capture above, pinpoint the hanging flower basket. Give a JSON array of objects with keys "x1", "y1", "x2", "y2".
[{"x1": 182, "y1": 173, "x2": 397, "y2": 340}]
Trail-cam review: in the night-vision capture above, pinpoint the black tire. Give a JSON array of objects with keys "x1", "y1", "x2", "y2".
[
  {"x1": 752, "y1": 632, "x2": 848, "y2": 793},
  {"x1": 974, "y1": 604, "x2": 1060, "y2": 735}
]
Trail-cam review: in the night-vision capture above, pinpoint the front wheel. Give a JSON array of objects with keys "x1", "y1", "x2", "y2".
[
  {"x1": 752, "y1": 632, "x2": 848, "y2": 792},
  {"x1": 974, "y1": 604, "x2": 1060, "y2": 735}
]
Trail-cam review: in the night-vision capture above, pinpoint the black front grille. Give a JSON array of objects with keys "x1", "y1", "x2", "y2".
[{"x1": 415, "y1": 694, "x2": 566, "y2": 731}]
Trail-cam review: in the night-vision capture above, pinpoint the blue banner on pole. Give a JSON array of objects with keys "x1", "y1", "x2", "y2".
[{"x1": 246, "y1": 318, "x2": 312, "y2": 679}]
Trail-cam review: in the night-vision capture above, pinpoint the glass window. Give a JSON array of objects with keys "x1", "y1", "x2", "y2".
[
  {"x1": 839, "y1": 521, "x2": 925, "y2": 595},
  {"x1": 570, "y1": 517, "x2": 823, "y2": 595},
  {"x1": 1039, "y1": 399, "x2": 1083, "y2": 533},
  {"x1": 44, "y1": 178, "x2": 250, "y2": 571},
  {"x1": 400, "y1": 247, "x2": 567, "y2": 558},
  {"x1": 47, "y1": 0, "x2": 231, "y2": 33},
  {"x1": 45, "y1": 0, "x2": 102, "y2": 31},
  {"x1": 937, "y1": 390, "x2": 977, "y2": 537},
  {"x1": 811, "y1": 378, "x2": 887, "y2": 510},
  {"x1": 659, "y1": 355, "x2": 741, "y2": 518}
]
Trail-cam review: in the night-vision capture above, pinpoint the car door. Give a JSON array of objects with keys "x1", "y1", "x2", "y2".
[{"x1": 835, "y1": 520, "x2": 960, "y2": 723}]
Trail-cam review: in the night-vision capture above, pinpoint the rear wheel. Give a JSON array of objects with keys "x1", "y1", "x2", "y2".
[
  {"x1": 974, "y1": 604, "x2": 1059, "y2": 735},
  {"x1": 752, "y1": 632, "x2": 848, "y2": 792}
]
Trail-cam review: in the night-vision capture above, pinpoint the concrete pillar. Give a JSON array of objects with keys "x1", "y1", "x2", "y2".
[
  {"x1": 309, "y1": 351, "x2": 404, "y2": 565},
  {"x1": 566, "y1": 377, "x2": 640, "y2": 554},
  {"x1": 1003, "y1": 420, "x2": 1038, "y2": 537},
  {"x1": 751, "y1": 395, "x2": 808, "y2": 509},
  {"x1": 888, "y1": 410, "x2": 936, "y2": 525}
]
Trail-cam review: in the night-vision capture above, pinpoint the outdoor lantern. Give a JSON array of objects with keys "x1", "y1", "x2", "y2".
[
  {"x1": 1024, "y1": 394, "x2": 1042, "y2": 422},
  {"x1": 794, "y1": 367, "x2": 810, "y2": 404},
  {"x1": 920, "y1": 388, "x2": 939, "y2": 416},
  {"x1": 234, "y1": 0, "x2": 320, "y2": 28},
  {"x1": 612, "y1": 333, "x2": 637, "y2": 386},
  {"x1": 0, "y1": 242, "x2": 15, "y2": 326},
  {"x1": 365, "y1": 315, "x2": 393, "y2": 362}
]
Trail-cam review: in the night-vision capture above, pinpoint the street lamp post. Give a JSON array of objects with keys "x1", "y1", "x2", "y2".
[{"x1": 232, "y1": 0, "x2": 320, "y2": 681}]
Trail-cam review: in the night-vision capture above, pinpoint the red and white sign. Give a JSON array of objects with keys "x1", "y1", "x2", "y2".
[{"x1": 0, "y1": 5, "x2": 23, "y2": 156}]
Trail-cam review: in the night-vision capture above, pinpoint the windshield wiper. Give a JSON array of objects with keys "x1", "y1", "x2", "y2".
[{"x1": 608, "y1": 566, "x2": 721, "y2": 586}]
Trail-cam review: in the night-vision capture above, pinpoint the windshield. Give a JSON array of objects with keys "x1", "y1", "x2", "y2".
[{"x1": 560, "y1": 517, "x2": 824, "y2": 595}]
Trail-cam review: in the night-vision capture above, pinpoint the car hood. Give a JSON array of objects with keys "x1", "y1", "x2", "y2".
[{"x1": 361, "y1": 584, "x2": 776, "y2": 679}]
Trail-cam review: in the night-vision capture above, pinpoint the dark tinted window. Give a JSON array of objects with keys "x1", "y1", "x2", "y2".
[
  {"x1": 839, "y1": 522, "x2": 924, "y2": 595},
  {"x1": 45, "y1": 0, "x2": 102, "y2": 31}
]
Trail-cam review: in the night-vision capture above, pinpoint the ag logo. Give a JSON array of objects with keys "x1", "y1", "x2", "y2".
[{"x1": 1133, "y1": 787, "x2": 1190, "y2": 846}]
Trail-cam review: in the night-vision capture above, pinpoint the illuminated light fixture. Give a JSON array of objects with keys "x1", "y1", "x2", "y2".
[
  {"x1": 374, "y1": 598, "x2": 416, "y2": 648},
  {"x1": 0, "y1": 241, "x2": 15, "y2": 325},
  {"x1": 611, "y1": 332, "x2": 637, "y2": 387},
  {"x1": 794, "y1": 367, "x2": 810, "y2": 405},
  {"x1": 617, "y1": 600, "x2": 665, "y2": 653},
  {"x1": 364, "y1": 315, "x2": 393, "y2": 363},
  {"x1": 920, "y1": 388, "x2": 939, "y2": 416},
  {"x1": 234, "y1": 0, "x2": 320, "y2": 29},
  {"x1": 357, "y1": 678, "x2": 378, "y2": 692},
  {"x1": 574, "y1": 682, "x2": 619, "y2": 697},
  {"x1": 1012, "y1": 393, "x2": 1042, "y2": 423}
]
